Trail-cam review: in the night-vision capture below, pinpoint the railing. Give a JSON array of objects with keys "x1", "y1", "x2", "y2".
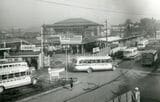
[
  {"x1": 107, "y1": 91, "x2": 133, "y2": 102},
  {"x1": 107, "y1": 90, "x2": 140, "y2": 102}
]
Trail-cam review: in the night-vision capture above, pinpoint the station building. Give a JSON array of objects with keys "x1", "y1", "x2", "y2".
[{"x1": 42, "y1": 18, "x2": 104, "y2": 54}]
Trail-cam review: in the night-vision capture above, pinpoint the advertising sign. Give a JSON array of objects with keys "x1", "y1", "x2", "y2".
[
  {"x1": 60, "y1": 34, "x2": 82, "y2": 44},
  {"x1": 21, "y1": 45, "x2": 36, "y2": 51},
  {"x1": 93, "y1": 47, "x2": 100, "y2": 53}
]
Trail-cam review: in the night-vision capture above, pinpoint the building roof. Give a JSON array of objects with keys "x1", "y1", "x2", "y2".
[
  {"x1": 82, "y1": 36, "x2": 97, "y2": 44},
  {"x1": 23, "y1": 38, "x2": 41, "y2": 45},
  {"x1": 142, "y1": 49, "x2": 157, "y2": 54},
  {"x1": 47, "y1": 18, "x2": 103, "y2": 27},
  {"x1": 9, "y1": 51, "x2": 40, "y2": 57},
  {"x1": 96, "y1": 36, "x2": 122, "y2": 42},
  {"x1": 0, "y1": 38, "x2": 30, "y2": 45}
]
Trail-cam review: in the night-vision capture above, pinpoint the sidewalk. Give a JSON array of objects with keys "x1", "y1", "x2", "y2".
[
  {"x1": 15, "y1": 58, "x2": 124, "y2": 102},
  {"x1": 17, "y1": 69, "x2": 125, "y2": 102}
]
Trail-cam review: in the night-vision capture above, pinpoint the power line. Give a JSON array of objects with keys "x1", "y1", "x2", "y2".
[{"x1": 36, "y1": 0, "x2": 147, "y2": 16}]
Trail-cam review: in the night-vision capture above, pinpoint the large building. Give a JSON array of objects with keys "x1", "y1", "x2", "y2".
[{"x1": 43, "y1": 18, "x2": 104, "y2": 54}]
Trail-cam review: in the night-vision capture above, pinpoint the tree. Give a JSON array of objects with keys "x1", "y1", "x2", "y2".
[
  {"x1": 139, "y1": 18, "x2": 157, "y2": 37},
  {"x1": 124, "y1": 19, "x2": 133, "y2": 37}
]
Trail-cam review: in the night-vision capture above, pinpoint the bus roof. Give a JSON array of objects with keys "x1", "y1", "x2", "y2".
[
  {"x1": 75, "y1": 55, "x2": 111, "y2": 60},
  {"x1": 123, "y1": 47, "x2": 137, "y2": 51},
  {"x1": 0, "y1": 66, "x2": 29, "y2": 75},
  {"x1": 0, "y1": 58, "x2": 24, "y2": 64},
  {"x1": 0, "y1": 61, "x2": 27, "y2": 65},
  {"x1": 143, "y1": 49, "x2": 157, "y2": 54}
]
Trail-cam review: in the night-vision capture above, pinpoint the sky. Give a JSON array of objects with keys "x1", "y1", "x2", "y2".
[{"x1": 0, "y1": 0, "x2": 160, "y2": 30}]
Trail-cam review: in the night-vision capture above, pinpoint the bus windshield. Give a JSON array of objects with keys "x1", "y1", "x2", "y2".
[
  {"x1": 72, "y1": 58, "x2": 77, "y2": 63},
  {"x1": 124, "y1": 51, "x2": 131, "y2": 54}
]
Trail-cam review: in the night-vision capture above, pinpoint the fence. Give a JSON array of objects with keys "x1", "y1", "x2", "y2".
[{"x1": 107, "y1": 91, "x2": 134, "y2": 102}]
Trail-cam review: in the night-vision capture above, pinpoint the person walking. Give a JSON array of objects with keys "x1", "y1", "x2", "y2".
[
  {"x1": 70, "y1": 77, "x2": 74, "y2": 90},
  {"x1": 132, "y1": 87, "x2": 140, "y2": 102}
]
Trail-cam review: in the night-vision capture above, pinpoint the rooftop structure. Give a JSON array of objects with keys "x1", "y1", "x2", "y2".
[{"x1": 47, "y1": 18, "x2": 102, "y2": 27}]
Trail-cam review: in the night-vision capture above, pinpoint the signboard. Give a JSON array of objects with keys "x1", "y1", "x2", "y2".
[
  {"x1": 48, "y1": 68, "x2": 65, "y2": 80},
  {"x1": 60, "y1": 34, "x2": 82, "y2": 44},
  {"x1": 21, "y1": 45, "x2": 36, "y2": 51},
  {"x1": 44, "y1": 56, "x2": 50, "y2": 67},
  {"x1": 33, "y1": 47, "x2": 41, "y2": 52},
  {"x1": 45, "y1": 36, "x2": 60, "y2": 44},
  {"x1": 21, "y1": 45, "x2": 40, "y2": 52},
  {"x1": 93, "y1": 47, "x2": 100, "y2": 53}
]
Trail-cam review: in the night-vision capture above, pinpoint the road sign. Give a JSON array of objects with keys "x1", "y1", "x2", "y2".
[{"x1": 93, "y1": 47, "x2": 100, "y2": 53}]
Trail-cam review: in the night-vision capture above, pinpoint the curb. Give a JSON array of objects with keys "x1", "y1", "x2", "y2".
[
  {"x1": 141, "y1": 72, "x2": 160, "y2": 75},
  {"x1": 64, "y1": 70, "x2": 128, "y2": 102},
  {"x1": 16, "y1": 81, "x2": 80, "y2": 102}
]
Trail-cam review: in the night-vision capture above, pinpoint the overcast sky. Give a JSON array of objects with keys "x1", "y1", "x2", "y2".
[{"x1": 0, "y1": 0, "x2": 160, "y2": 30}]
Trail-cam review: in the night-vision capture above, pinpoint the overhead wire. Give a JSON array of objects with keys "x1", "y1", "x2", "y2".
[{"x1": 36, "y1": 0, "x2": 147, "y2": 16}]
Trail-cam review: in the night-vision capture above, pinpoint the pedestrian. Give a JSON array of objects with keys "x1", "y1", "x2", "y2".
[
  {"x1": 70, "y1": 77, "x2": 73, "y2": 90},
  {"x1": 132, "y1": 87, "x2": 140, "y2": 102}
]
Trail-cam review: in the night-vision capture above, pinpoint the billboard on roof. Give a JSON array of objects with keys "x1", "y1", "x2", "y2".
[{"x1": 60, "y1": 34, "x2": 82, "y2": 44}]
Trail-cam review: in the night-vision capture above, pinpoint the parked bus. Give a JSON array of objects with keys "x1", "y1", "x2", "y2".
[
  {"x1": 123, "y1": 47, "x2": 138, "y2": 59},
  {"x1": 137, "y1": 39, "x2": 149, "y2": 50},
  {"x1": 70, "y1": 56, "x2": 117, "y2": 73},
  {"x1": 141, "y1": 50, "x2": 158, "y2": 66},
  {"x1": 0, "y1": 58, "x2": 37, "y2": 93}
]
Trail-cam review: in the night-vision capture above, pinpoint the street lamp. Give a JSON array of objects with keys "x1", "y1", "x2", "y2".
[{"x1": 62, "y1": 45, "x2": 70, "y2": 79}]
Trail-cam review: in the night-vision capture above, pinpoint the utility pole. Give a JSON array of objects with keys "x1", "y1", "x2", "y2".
[
  {"x1": 41, "y1": 25, "x2": 44, "y2": 68},
  {"x1": 105, "y1": 20, "x2": 108, "y2": 47}
]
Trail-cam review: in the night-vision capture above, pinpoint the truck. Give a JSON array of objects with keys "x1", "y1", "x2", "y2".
[
  {"x1": 141, "y1": 49, "x2": 158, "y2": 66},
  {"x1": 137, "y1": 39, "x2": 149, "y2": 50}
]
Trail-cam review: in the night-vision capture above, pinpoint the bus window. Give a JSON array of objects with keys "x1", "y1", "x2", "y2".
[
  {"x1": 8, "y1": 74, "x2": 14, "y2": 78},
  {"x1": 21, "y1": 72, "x2": 26, "y2": 76},
  {"x1": 27, "y1": 71, "x2": 31, "y2": 75},
  {"x1": 79, "y1": 60, "x2": 84, "y2": 64},
  {"x1": 87, "y1": 60, "x2": 91, "y2": 63},
  {"x1": 3, "y1": 65, "x2": 8, "y2": 68},
  {"x1": 97, "y1": 59, "x2": 101, "y2": 63},
  {"x1": 2, "y1": 75, "x2": 7, "y2": 80},
  {"x1": 15, "y1": 73, "x2": 20, "y2": 77},
  {"x1": 15, "y1": 64, "x2": 18, "y2": 67},
  {"x1": 72, "y1": 59, "x2": 77, "y2": 63},
  {"x1": 9, "y1": 65, "x2": 14, "y2": 67},
  {"x1": 83, "y1": 60, "x2": 88, "y2": 64},
  {"x1": 0, "y1": 75, "x2": 2, "y2": 80},
  {"x1": 0, "y1": 66, "x2": 2, "y2": 69},
  {"x1": 22, "y1": 64, "x2": 27, "y2": 66},
  {"x1": 101, "y1": 59, "x2": 106, "y2": 63},
  {"x1": 107, "y1": 59, "x2": 113, "y2": 63},
  {"x1": 90, "y1": 60, "x2": 95, "y2": 63}
]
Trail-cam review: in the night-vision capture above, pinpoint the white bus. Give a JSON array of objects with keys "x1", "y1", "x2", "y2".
[
  {"x1": 123, "y1": 47, "x2": 138, "y2": 59},
  {"x1": 70, "y1": 56, "x2": 117, "y2": 73},
  {"x1": 137, "y1": 39, "x2": 149, "y2": 50},
  {"x1": 0, "y1": 58, "x2": 37, "y2": 93}
]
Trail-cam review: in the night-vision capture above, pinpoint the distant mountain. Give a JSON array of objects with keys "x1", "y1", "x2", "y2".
[{"x1": 25, "y1": 26, "x2": 41, "y2": 32}]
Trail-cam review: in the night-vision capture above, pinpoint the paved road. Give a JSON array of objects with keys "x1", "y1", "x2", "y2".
[
  {"x1": 135, "y1": 73, "x2": 160, "y2": 102},
  {"x1": 119, "y1": 60, "x2": 160, "y2": 102},
  {"x1": 20, "y1": 60, "x2": 150, "y2": 102},
  {"x1": 20, "y1": 69, "x2": 124, "y2": 102}
]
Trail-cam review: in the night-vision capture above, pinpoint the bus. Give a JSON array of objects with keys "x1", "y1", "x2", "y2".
[
  {"x1": 123, "y1": 47, "x2": 138, "y2": 59},
  {"x1": 141, "y1": 50, "x2": 158, "y2": 66},
  {"x1": 0, "y1": 58, "x2": 37, "y2": 93},
  {"x1": 70, "y1": 56, "x2": 117, "y2": 73},
  {"x1": 137, "y1": 39, "x2": 149, "y2": 50}
]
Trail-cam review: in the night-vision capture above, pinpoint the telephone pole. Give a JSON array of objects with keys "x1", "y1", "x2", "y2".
[
  {"x1": 105, "y1": 20, "x2": 108, "y2": 47},
  {"x1": 41, "y1": 25, "x2": 44, "y2": 68}
]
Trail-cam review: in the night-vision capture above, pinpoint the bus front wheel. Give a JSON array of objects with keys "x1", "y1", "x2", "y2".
[
  {"x1": 0, "y1": 86, "x2": 4, "y2": 93},
  {"x1": 32, "y1": 78, "x2": 38, "y2": 85},
  {"x1": 87, "y1": 68, "x2": 93, "y2": 73}
]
